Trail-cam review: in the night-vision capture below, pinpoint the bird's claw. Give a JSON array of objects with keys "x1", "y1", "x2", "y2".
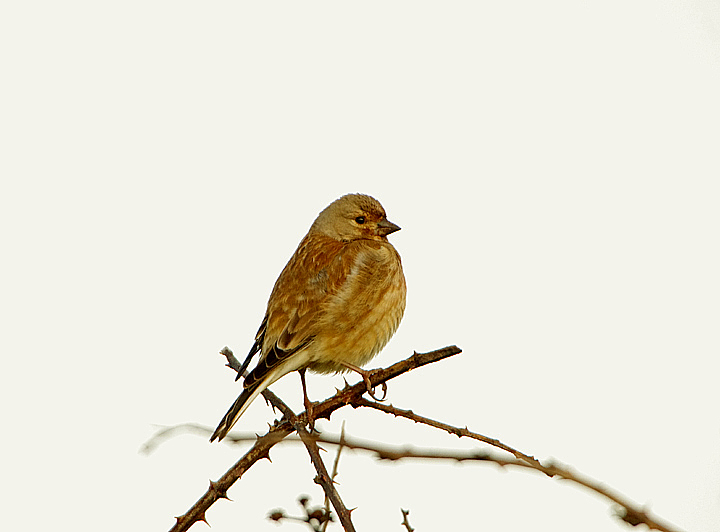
[{"x1": 362, "y1": 373, "x2": 388, "y2": 401}]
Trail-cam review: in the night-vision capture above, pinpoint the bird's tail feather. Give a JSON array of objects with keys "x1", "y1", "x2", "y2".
[
  {"x1": 211, "y1": 353, "x2": 310, "y2": 442},
  {"x1": 210, "y1": 382, "x2": 266, "y2": 442}
]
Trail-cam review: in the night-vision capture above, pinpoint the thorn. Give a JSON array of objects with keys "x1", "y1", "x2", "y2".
[
  {"x1": 209, "y1": 480, "x2": 231, "y2": 500},
  {"x1": 617, "y1": 506, "x2": 646, "y2": 527},
  {"x1": 197, "y1": 511, "x2": 209, "y2": 526}
]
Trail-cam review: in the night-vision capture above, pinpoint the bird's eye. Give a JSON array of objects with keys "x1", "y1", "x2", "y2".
[{"x1": 355, "y1": 216, "x2": 366, "y2": 224}]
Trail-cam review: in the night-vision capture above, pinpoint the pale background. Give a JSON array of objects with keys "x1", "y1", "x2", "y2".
[{"x1": 2, "y1": 2, "x2": 719, "y2": 531}]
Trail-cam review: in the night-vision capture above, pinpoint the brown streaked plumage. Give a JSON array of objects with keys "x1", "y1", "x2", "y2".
[{"x1": 210, "y1": 193, "x2": 406, "y2": 442}]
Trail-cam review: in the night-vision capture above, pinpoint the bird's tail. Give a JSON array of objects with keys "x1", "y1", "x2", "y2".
[
  {"x1": 211, "y1": 349, "x2": 310, "y2": 442},
  {"x1": 210, "y1": 381, "x2": 266, "y2": 442}
]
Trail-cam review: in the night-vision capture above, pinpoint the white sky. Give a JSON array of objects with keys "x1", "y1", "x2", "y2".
[{"x1": 2, "y1": 2, "x2": 719, "y2": 531}]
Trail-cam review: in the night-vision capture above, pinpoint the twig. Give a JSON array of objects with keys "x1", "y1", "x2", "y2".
[
  {"x1": 140, "y1": 423, "x2": 213, "y2": 455},
  {"x1": 354, "y1": 398, "x2": 542, "y2": 468},
  {"x1": 321, "y1": 422, "x2": 346, "y2": 532},
  {"x1": 145, "y1": 425, "x2": 523, "y2": 464},
  {"x1": 223, "y1": 352, "x2": 357, "y2": 530},
  {"x1": 355, "y1": 399, "x2": 685, "y2": 532},
  {"x1": 293, "y1": 419, "x2": 355, "y2": 532},
  {"x1": 306, "y1": 346, "x2": 462, "y2": 425},
  {"x1": 166, "y1": 346, "x2": 461, "y2": 532},
  {"x1": 400, "y1": 508, "x2": 414, "y2": 532},
  {"x1": 219, "y1": 346, "x2": 245, "y2": 374},
  {"x1": 266, "y1": 392, "x2": 355, "y2": 532},
  {"x1": 169, "y1": 422, "x2": 294, "y2": 531},
  {"x1": 154, "y1": 422, "x2": 684, "y2": 532},
  {"x1": 268, "y1": 496, "x2": 332, "y2": 532},
  {"x1": 165, "y1": 344, "x2": 682, "y2": 532}
]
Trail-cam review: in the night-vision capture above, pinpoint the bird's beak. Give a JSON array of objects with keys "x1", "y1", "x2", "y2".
[{"x1": 377, "y1": 218, "x2": 401, "y2": 236}]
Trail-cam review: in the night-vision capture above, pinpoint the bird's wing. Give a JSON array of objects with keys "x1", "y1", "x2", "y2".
[
  {"x1": 233, "y1": 314, "x2": 266, "y2": 381},
  {"x1": 243, "y1": 234, "x2": 351, "y2": 389}
]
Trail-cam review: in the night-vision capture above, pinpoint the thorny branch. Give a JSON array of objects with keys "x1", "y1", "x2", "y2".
[
  {"x1": 352, "y1": 399, "x2": 684, "y2": 532},
  {"x1": 147, "y1": 425, "x2": 526, "y2": 465},
  {"x1": 166, "y1": 345, "x2": 461, "y2": 532},
  {"x1": 282, "y1": 406, "x2": 355, "y2": 532},
  {"x1": 157, "y1": 344, "x2": 685, "y2": 532},
  {"x1": 294, "y1": 421, "x2": 355, "y2": 532},
  {"x1": 321, "y1": 422, "x2": 346, "y2": 532},
  {"x1": 225, "y1": 347, "x2": 356, "y2": 532},
  {"x1": 354, "y1": 398, "x2": 543, "y2": 468},
  {"x1": 400, "y1": 509, "x2": 414, "y2": 532}
]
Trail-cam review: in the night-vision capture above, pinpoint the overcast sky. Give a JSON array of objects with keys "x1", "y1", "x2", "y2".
[{"x1": 2, "y1": 2, "x2": 719, "y2": 531}]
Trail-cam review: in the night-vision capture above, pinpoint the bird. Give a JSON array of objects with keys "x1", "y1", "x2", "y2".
[{"x1": 210, "y1": 193, "x2": 406, "y2": 442}]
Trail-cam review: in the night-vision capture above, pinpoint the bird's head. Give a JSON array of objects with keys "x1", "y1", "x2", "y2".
[{"x1": 310, "y1": 193, "x2": 401, "y2": 242}]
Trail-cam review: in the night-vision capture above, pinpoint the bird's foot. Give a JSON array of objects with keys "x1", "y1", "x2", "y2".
[
  {"x1": 366, "y1": 378, "x2": 388, "y2": 402},
  {"x1": 342, "y1": 363, "x2": 387, "y2": 401}
]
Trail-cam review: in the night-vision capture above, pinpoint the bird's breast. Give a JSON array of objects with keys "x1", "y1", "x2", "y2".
[{"x1": 308, "y1": 243, "x2": 406, "y2": 374}]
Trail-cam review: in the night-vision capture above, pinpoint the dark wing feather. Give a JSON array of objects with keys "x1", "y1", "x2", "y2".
[
  {"x1": 243, "y1": 335, "x2": 314, "y2": 389},
  {"x1": 235, "y1": 314, "x2": 267, "y2": 381},
  {"x1": 209, "y1": 380, "x2": 262, "y2": 442},
  {"x1": 239, "y1": 236, "x2": 346, "y2": 386}
]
